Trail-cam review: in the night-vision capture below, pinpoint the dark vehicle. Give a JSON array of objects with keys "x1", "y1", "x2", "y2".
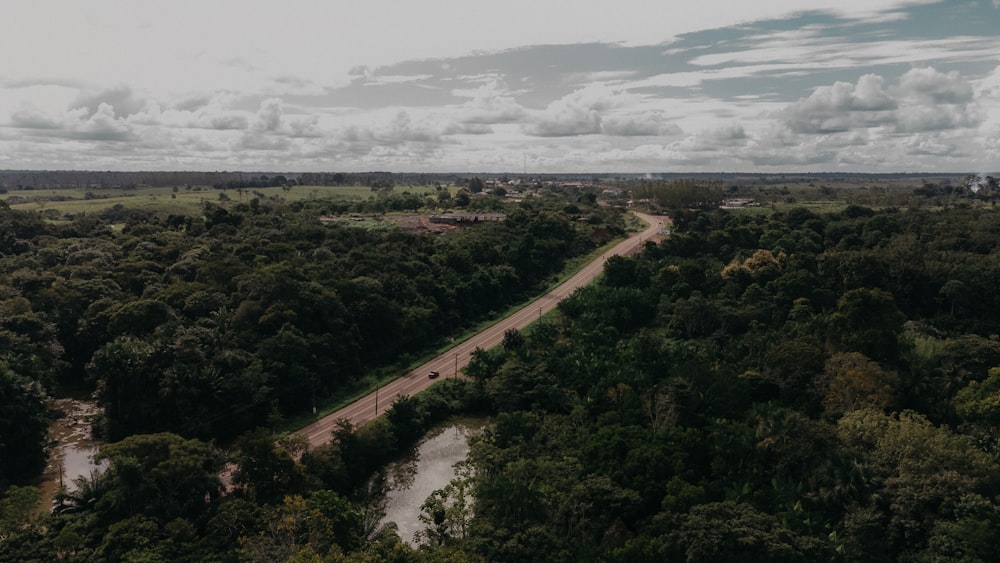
[{"x1": 428, "y1": 371, "x2": 440, "y2": 379}]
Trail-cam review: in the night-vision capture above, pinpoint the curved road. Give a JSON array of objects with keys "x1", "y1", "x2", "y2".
[{"x1": 299, "y1": 211, "x2": 665, "y2": 449}]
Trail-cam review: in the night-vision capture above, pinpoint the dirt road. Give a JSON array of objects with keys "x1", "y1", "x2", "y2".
[{"x1": 298, "y1": 211, "x2": 665, "y2": 449}]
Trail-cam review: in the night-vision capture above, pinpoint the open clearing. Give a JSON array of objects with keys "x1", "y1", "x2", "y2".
[{"x1": 1, "y1": 184, "x2": 440, "y2": 218}]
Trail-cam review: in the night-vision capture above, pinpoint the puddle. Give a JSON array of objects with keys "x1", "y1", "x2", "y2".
[
  {"x1": 381, "y1": 419, "x2": 486, "y2": 546},
  {"x1": 37, "y1": 396, "x2": 106, "y2": 511}
]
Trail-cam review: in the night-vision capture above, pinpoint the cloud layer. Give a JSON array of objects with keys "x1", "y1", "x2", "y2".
[{"x1": 1, "y1": 0, "x2": 998, "y2": 172}]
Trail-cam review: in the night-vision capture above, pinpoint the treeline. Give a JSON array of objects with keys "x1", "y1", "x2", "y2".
[
  {"x1": 0, "y1": 170, "x2": 439, "y2": 190},
  {"x1": 631, "y1": 180, "x2": 726, "y2": 210}
]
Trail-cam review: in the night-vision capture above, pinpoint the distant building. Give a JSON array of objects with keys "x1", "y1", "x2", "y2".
[
  {"x1": 720, "y1": 198, "x2": 758, "y2": 209},
  {"x1": 429, "y1": 213, "x2": 506, "y2": 224}
]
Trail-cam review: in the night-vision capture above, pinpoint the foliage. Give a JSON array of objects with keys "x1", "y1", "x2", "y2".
[
  {"x1": 442, "y1": 203, "x2": 1000, "y2": 561},
  {"x1": 631, "y1": 180, "x2": 725, "y2": 211},
  {"x1": 10, "y1": 189, "x2": 1000, "y2": 561},
  {"x1": 95, "y1": 432, "x2": 224, "y2": 521},
  {"x1": 1, "y1": 193, "x2": 621, "y2": 444},
  {"x1": 0, "y1": 364, "x2": 50, "y2": 487}
]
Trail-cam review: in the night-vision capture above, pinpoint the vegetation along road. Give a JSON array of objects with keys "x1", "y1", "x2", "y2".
[{"x1": 299, "y1": 210, "x2": 665, "y2": 448}]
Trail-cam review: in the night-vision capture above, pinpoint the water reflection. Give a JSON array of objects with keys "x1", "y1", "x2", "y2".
[
  {"x1": 381, "y1": 418, "x2": 486, "y2": 546},
  {"x1": 38, "y1": 397, "x2": 106, "y2": 510}
]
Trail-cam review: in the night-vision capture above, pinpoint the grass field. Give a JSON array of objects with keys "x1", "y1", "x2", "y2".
[{"x1": 1, "y1": 184, "x2": 440, "y2": 218}]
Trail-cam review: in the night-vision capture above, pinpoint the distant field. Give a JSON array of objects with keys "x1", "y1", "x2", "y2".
[
  {"x1": 1, "y1": 184, "x2": 440, "y2": 218},
  {"x1": 734, "y1": 176, "x2": 964, "y2": 212}
]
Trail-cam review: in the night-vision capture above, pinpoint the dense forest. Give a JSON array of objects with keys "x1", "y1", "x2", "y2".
[
  {"x1": 457, "y1": 203, "x2": 1000, "y2": 561},
  {"x1": 0, "y1": 187, "x2": 624, "y2": 472},
  {"x1": 3, "y1": 185, "x2": 1000, "y2": 561}
]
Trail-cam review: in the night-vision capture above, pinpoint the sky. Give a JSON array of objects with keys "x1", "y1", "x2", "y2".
[{"x1": 2, "y1": 0, "x2": 999, "y2": 173}]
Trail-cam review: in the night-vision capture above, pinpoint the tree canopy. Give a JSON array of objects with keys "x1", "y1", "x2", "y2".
[{"x1": 6, "y1": 189, "x2": 1000, "y2": 561}]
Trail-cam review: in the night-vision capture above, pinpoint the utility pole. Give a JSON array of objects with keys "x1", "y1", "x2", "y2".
[
  {"x1": 454, "y1": 353, "x2": 459, "y2": 378},
  {"x1": 375, "y1": 385, "x2": 378, "y2": 416}
]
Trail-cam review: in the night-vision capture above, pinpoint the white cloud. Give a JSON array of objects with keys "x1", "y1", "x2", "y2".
[
  {"x1": 529, "y1": 106, "x2": 602, "y2": 137},
  {"x1": 526, "y1": 85, "x2": 636, "y2": 137},
  {"x1": 9, "y1": 106, "x2": 67, "y2": 130},
  {"x1": 131, "y1": 98, "x2": 252, "y2": 131},
  {"x1": 780, "y1": 69, "x2": 983, "y2": 138},
  {"x1": 602, "y1": 112, "x2": 682, "y2": 136},
  {"x1": 973, "y1": 66, "x2": 1000, "y2": 168},
  {"x1": 318, "y1": 110, "x2": 448, "y2": 163},
  {"x1": 679, "y1": 33, "x2": 1000, "y2": 110},
  {"x1": 72, "y1": 86, "x2": 148, "y2": 117},
  {"x1": 80, "y1": 104, "x2": 133, "y2": 141},
  {"x1": 0, "y1": 1, "x2": 997, "y2": 172},
  {"x1": 771, "y1": 68, "x2": 986, "y2": 170},
  {"x1": 9, "y1": 102, "x2": 133, "y2": 141},
  {"x1": 384, "y1": 111, "x2": 441, "y2": 144},
  {"x1": 671, "y1": 123, "x2": 749, "y2": 153},
  {"x1": 254, "y1": 98, "x2": 284, "y2": 132},
  {"x1": 240, "y1": 133, "x2": 291, "y2": 151},
  {"x1": 452, "y1": 81, "x2": 528, "y2": 125},
  {"x1": 443, "y1": 122, "x2": 494, "y2": 135},
  {"x1": 206, "y1": 114, "x2": 250, "y2": 131},
  {"x1": 894, "y1": 104, "x2": 981, "y2": 133},
  {"x1": 901, "y1": 134, "x2": 960, "y2": 156},
  {"x1": 527, "y1": 95, "x2": 604, "y2": 137},
  {"x1": 782, "y1": 74, "x2": 897, "y2": 133},
  {"x1": 367, "y1": 74, "x2": 434, "y2": 85},
  {"x1": 897, "y1": 67, "x2": 973, "y2": 104}
]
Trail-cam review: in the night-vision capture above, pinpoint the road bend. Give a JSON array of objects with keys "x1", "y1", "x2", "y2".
[{"x1": 298, "y1": 211, "x2": 665, "y2": 449}]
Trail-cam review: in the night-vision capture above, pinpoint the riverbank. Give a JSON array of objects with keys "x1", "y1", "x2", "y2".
[
  {"x1": 381, "y1": 418, "x2": 487, "y2": 546},
  {"x1": 36, "y1": 395, "x2": 105, "y2": 513}
]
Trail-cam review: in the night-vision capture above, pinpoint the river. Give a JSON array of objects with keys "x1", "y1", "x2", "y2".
[
  {"x1": 38, "y1": 399, "x2": 482, "y2": 539},
  {"x1": 37, "y1": 396, "x2": 106, "y2": 511},
  {"x1": 380, "y1": 418, "x2": 486, "y2": 546}
]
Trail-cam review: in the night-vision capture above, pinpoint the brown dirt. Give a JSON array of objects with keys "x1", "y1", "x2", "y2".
[{"x1": 391, "y1": 214, "x2": 462, "y2": 234}]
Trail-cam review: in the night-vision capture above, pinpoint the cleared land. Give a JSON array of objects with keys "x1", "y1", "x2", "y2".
[{"x1": 1, "y1": 184, "x2": 440, "y2": 218}]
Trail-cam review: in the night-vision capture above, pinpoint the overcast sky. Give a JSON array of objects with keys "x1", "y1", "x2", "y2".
[{"x1": 2, "y1": 0, "x2": 999, "y2": 173}]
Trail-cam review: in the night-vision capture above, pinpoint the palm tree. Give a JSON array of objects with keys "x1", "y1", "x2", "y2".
[{"x1": 53, "y1": 468, "x2": 109, "y2": 515}]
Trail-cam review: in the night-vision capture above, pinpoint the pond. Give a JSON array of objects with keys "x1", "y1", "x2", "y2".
[
  {"x1": 380, "y1": 418, "x2": 486, "y2": 546},
  {"x1": 37, "y1": 396, "x2": 106, "y2": 511}
]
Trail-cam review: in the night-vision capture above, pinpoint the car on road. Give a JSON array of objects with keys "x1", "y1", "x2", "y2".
[{"x1": 428, "y1": 370, "x2": 440, "y2": 379}]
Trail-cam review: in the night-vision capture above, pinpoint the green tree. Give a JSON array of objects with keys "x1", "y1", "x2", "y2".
[
  {"x1": 836, "y1": 410, "x2": 1000, "y2": 559},
  {"x1": 667, "y1": 501, "x2": 831, "y2": 562},
  {"x1": 232, "y1": 428, "x2": 305, "y2": 504},
  {"x1": 0, "y1": 485, "x2": 42, "y2": 537},
  {"x1": 0, "y1": 364, "x2": 49, "y2": 486},
  {"x1": 828, "y1": 288, "x2": 904, "y2": 363},
  {"x1": 416, "y1": 462, "x2": 475, "y2": 547},
  {"x1": 307, "y1": 489, "x2": 362, "y2": 551},
  {"x1": 821, "y1": 352, "x2": 898, "y2": 416},
  {"x1": 953, "y1": 367, "x2": 1000, "y2": 450},
  {"x1": 88, "y1": 336, "x2": 167, "y2": 439},
  {"x1": 237, "y1": 495, "x2": 337, "y2": 562},
  {"x1": 633, "y1": 180, "x2": 724, "y2": 211},
  {"x1": 96, "y1": 432, "x2": 223, "y2": 521}
]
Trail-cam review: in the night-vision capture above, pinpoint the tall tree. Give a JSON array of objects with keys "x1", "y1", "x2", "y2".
[{"x1": 0, "y1": 364, "x2": 49, "y2": 487}]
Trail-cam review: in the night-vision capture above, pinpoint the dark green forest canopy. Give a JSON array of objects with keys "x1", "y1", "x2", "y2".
[
  {"x1": 5, "y1": 198, "x2": 1000, "y2": 562},
  {"x1": 0, "y1": 194, "x2": 624, "y2": 465},
  {"x1": 455, "y1": 204, "x2": 1000, "y2": 562}
]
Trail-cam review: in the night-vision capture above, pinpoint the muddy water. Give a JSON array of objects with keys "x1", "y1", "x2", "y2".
[
  {"x1": 37, "y1": 396, "x2": 106, "y2": 511},
  {"x1": 381, "y1": 418, "x2": 486, "y2": 546}
]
